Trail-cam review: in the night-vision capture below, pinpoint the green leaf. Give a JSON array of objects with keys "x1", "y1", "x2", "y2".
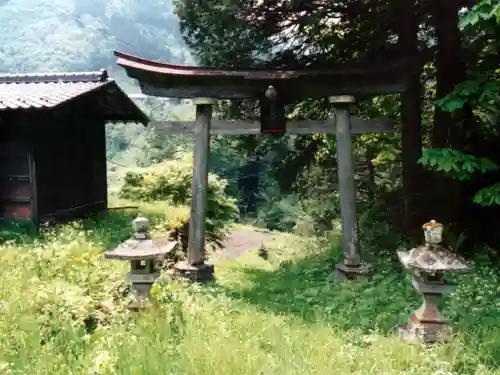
[
  {"x1": 493, "y1": 3, "x2": 500, "y2": 21},
  {"x1": 488, "y1": 195, "x2": 496, "y2": 205},
  {"x1": 418, "y1": 153, "x2": 429, "y2": 166},
  {"x1": 462, "y1": 11, "x2": 480, "y2": 27},
  {"x1": 441, "y1": 160, "x2": 453, "y2": 172},
  {"x1": 462, "y1": 161, "x2": 475, "y2": 173},
  {"x1": 472, "y1": 194, "x2": 483, "y2": 204},
  {"x1": 478, "y1": 10, "x2": 492, "y2": 20}
]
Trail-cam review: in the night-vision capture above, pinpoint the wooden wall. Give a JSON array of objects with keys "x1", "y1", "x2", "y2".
[
  {"x1": 34, "y1": 114, "x2": 108, "y2": 223},
  {"x1": 0, "y1": 127, "x2": 35, "y2": 220}
]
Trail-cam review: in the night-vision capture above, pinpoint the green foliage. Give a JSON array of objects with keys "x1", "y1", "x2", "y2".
[
  {"x1": 106, "y1": 102, "x2": 195, "y2": 199},
  {"x1": 437, "y1": 0, "x2": 500, "y2": 119},
  {"x1": 459, "y1": 0, "x2": 500, "y2": 28},
  {"x1": 420, "y1": 0, "x2": 500, "y2": 215},
  {"x1": 118, "y1": 153, "x2": 239, "y2": 249},
  {"x1": 209, "y1": 136, "x2": 249, "y2": 197},
  {"x1": 174, "y1": 0, "x2": 272, "y2": 67},
  {"x1": 106, "y1": 122, "x2": 148, "y2": 162},
  {"x1": 173, "y1": 0, "x2": 407, "y2": 237},
  {"x1": 419, "y1": 148, "x2": 500, "y2": 208},
  {"x1": 472, "y1": 183, "x2": 500, "y2": 206},
  {"x1": 0, "y1": 218, "x2": 38, "y2": 244},
  {"x1": 138, "y1": 129, "x2": 191, "y2": 168},
  {"x1": 418, "y1": 148, "x2": 497, "y2": 180},
  {"x1": 436, "y1": 77, "x2": 500, "y2": 113},
  {"x1": 255, "y1": 192, "x2": 307, "y2": 232},
  {"x1": 253, "y1": 178, "x2": 338, "y2": 236},
  {"x1": 4, "y1": 212, "x2": 500, "y2": 373}
]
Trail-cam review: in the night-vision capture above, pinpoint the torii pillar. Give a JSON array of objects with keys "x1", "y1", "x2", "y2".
[
  {"x1": 173, "y1": 98, "x2": 216, "y2": 282},
  {"x1": 330, "y1": 95, "x2": 372, "y2": 280}
]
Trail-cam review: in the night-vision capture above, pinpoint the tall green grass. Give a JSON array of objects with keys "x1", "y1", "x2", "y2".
[{"x1": 0, "y1": 207, "x2": 499, "y2": 374}]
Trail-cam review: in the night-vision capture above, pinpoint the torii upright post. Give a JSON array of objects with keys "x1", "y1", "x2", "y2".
[
  {"x1": 330, "y1": 95, "x2": 372, "y2": 279},
  {"x1": 173, "y1": 98, "x2": 216, "y2": 282}
]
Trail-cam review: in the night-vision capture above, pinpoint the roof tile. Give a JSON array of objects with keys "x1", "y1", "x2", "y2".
[{"x1": 0, "y1": 70, "x2": 110, "y2": 110}]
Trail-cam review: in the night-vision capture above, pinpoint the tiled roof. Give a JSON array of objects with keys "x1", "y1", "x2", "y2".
[
  {"x1": 0, "y1": 69, "x2": 148, "y2": 124},
  {"x1": 0, "y1": 70, "x2": 110, "y2": 110}
]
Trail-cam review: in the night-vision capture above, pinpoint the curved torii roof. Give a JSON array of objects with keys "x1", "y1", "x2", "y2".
[{"x1": 114, "y1": 50, "x2": 424, "y2": 100}]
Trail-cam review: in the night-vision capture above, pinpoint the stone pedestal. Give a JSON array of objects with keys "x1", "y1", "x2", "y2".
[
  {"x1": 334, "y1": 261, "x2": 372, "y2": 280},
  {"x1": 174, "y1": 261, "x2": 214, "y2": 282},
  {"x1": 399, "y1": 274, "x2": 455, "y2": 344},
  {"x1": 126, "y1": 270, "x2": 160, "y2": 309}
]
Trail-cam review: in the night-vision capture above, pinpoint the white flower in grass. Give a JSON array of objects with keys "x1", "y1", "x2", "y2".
[{"x1": 88, "y1": 350, "x2": 116, "y2": 375}]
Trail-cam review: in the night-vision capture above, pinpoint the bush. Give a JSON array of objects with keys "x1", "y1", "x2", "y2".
[
  {"x1": 0, "y1": 218, "x2": 38, "y2": 244},
  {"x1": 255, "y1": 192, "x2": 307, "y2": 232},
  {"x1": 118, "y1": 153, "x2": 239, "y2": 256}
]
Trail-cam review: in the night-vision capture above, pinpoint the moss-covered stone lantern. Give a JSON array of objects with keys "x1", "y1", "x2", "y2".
[
  {"x1": 397, "y1": 220, "x2": 470, "y2": 344},
  {"x1": 105, "y1": 215, "x2": 177, "y2": 309}
]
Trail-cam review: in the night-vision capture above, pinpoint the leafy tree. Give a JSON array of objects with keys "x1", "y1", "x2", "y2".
[
  {"x1": 416, "y1": 0, "x2": 500, "y2": 249},
  {"x1": 173, "y1": 0, "x2": 500, "y2": 249},
  {"x1": 173, "y1": 0, "x2": 421, "y2": 229}
]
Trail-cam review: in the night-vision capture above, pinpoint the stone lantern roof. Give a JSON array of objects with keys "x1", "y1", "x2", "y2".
[
  {"x1": 397, "y1": 244, "x2": 470, "y2": 273},
  {"x1": 105, "y1": 215, "x2": 177, "y2": 261}
]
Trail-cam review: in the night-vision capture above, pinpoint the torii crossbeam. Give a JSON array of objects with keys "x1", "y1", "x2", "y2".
[{"x1": 114, "y1": 51, "x2": 422, "y2": 281}]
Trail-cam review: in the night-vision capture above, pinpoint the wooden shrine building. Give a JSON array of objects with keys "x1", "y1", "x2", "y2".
[
  {"x1": 0, "y1": 70, "x2": 148, "y2": 224},
  {"x1": 114, "y1": 50, "x2": 422, "y2": 281}
]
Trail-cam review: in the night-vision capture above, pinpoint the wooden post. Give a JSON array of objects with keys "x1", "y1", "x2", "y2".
[
  {"x1": 188, "y1": 99, "x2": 212, "y2": 265},
  {"x1": 329, "y1": 95, "x2": 372, "y2": 280},
  {"x1": 173, "y1": 98, "x2": 216, "y2": 282}
]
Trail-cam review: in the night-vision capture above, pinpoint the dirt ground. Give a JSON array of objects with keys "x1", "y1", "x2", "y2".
[{"x1": 214, "y1": 227, "x2": 278, "y2": 260}]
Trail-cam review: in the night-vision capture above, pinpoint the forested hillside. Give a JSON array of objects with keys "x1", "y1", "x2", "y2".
[{"x1": 0, "y1": 0, "x2": 193, "y2": 91}]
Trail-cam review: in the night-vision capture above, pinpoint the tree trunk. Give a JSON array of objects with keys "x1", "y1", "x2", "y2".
[
  {"x1": 431, "y1": 0, "x2": 466, "y2": 225},
  {"x1": 398, "y1": 0, "x2": 425, "y2": 236},
  {"x1": 432, "y1": 0, "x2": 464, "y2": 149}
]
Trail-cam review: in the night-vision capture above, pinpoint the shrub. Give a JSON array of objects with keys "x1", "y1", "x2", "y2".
[
  {"x1": 255, "y1": 192, "x2": 306, "y2": 232},
  {"x1": 118, "y1": 153, "x2": 239, "y2": 257},
  {"x1": 0, "y1": 218, "x2": 38, "y2": 244}
]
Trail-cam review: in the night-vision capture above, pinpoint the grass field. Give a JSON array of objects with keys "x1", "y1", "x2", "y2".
[{"x1": 0, "y1": 203, "x2": 500, "y2": 374}]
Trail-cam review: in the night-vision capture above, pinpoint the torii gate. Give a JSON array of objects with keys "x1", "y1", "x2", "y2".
[{"x1": 114, "y1": 51, "x2": 418, "y2": 282}]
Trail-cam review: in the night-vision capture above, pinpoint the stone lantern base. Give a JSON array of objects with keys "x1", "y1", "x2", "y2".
[
  {"x1": 126, "y1": 271, "x2": 160, "y2": 310},
  {"x1": 334, "y1": 261, "x2": 373, "y2": 280},
  {"x1": 174, "y1": 261, "x2": 214, "y2": 282},
  {"x1": 399, "y1": 318, "x2": 453, "y2": 344},
  {"x1": 398, "y1": 274, "x2": 455, "y2": 344}
]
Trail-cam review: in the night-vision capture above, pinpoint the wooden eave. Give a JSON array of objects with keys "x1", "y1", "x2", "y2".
[{"x1": 114, "y1": 51, "x2": 425, "y2": 100}]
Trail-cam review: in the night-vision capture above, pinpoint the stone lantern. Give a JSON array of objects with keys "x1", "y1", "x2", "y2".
[
  {"x1": 105, "y1": 215, "x2": 177, "y2": 309},
  {"x1": 397, "y1": 220, "x2": 470, "y2": 344}
]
